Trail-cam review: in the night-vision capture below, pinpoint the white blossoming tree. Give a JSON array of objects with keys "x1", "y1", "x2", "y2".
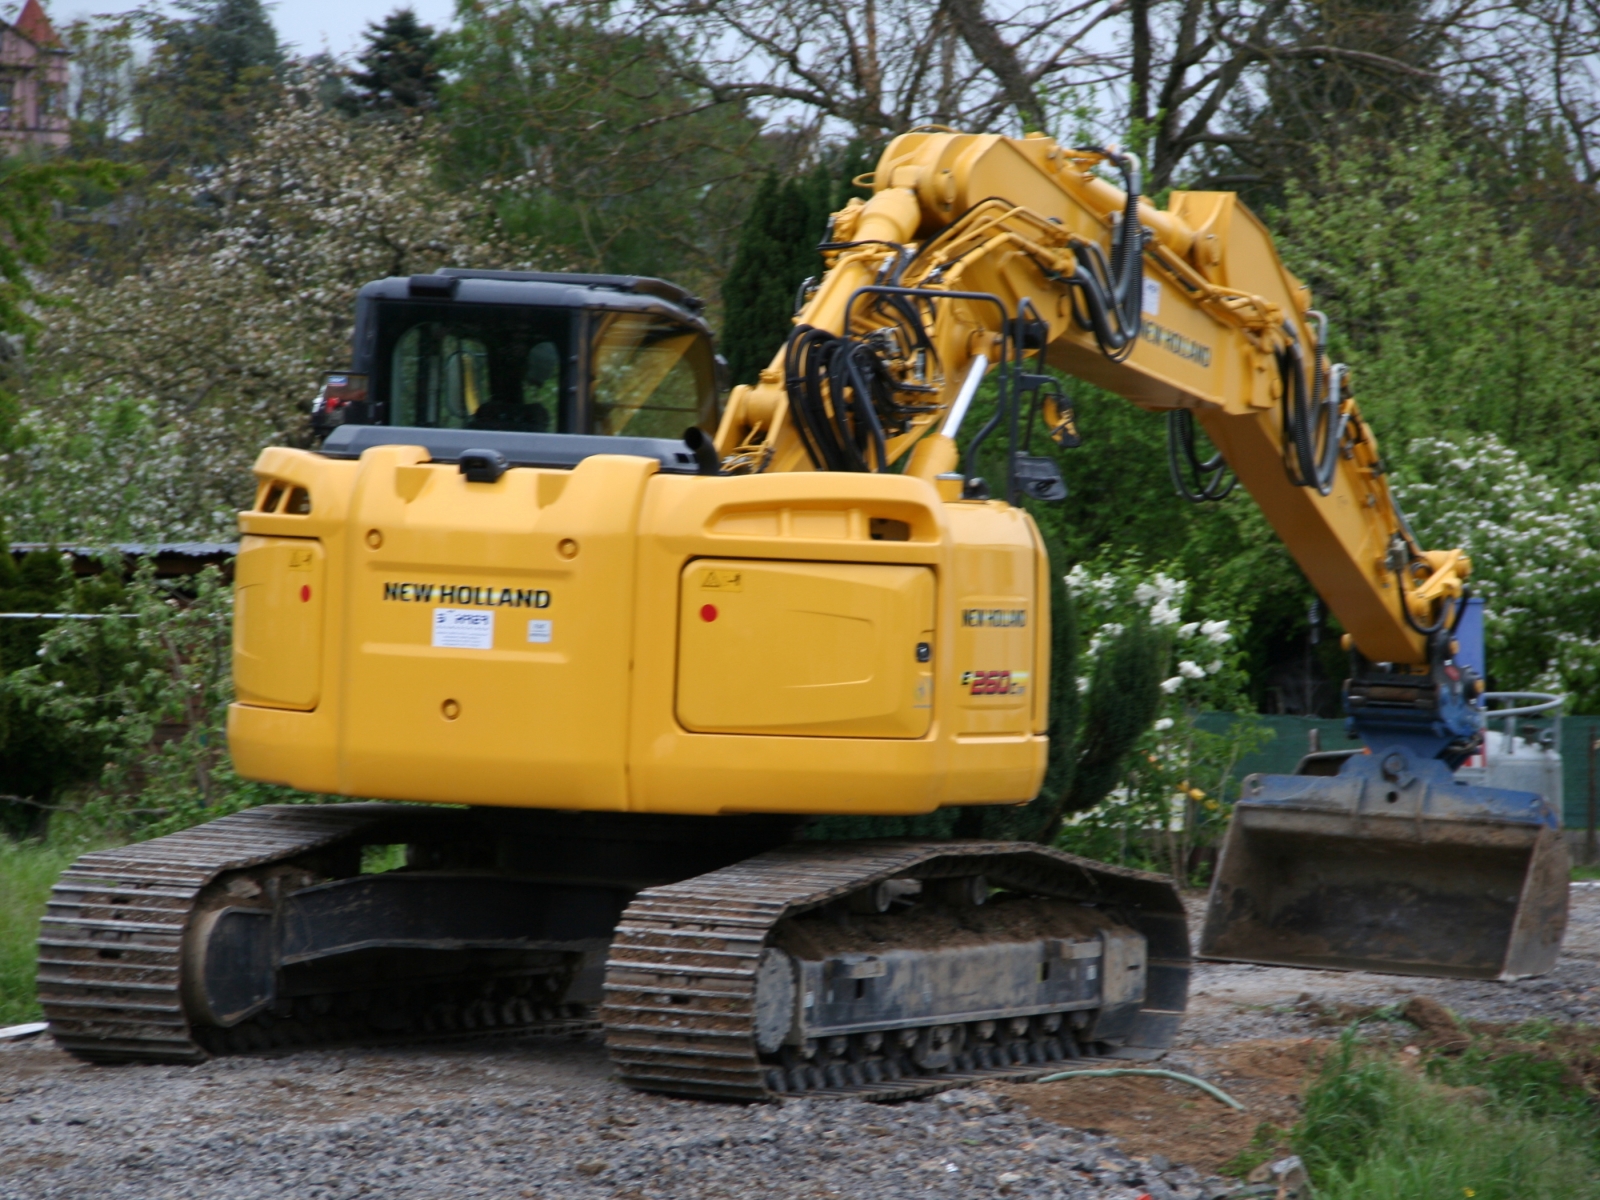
[
  {"x1": 3, "y1": 75, "x2": 545, "y2": 543},
  {"x1": 1394, "y1": 434, "x2": 1600, "y2": 711}
]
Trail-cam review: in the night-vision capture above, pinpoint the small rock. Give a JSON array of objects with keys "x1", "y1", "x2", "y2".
[
  {"x1": 1244, "y1": 1153, "x2": 1312, "y2": 1199},
  {"x1": 576, "y1": 1160, "x2": 607, "y2": 1177},
  {"x1": 1149, "y1": 1153, "x2": 1172, "y2": 1171},
  {"x1": 937, "y1": 1088, "x2": 1000, "y2": 1114}
]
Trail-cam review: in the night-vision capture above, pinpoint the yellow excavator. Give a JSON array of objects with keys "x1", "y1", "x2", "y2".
[{"x1": 38, "y1": 131, "x2": 1567, "y2": 1099}]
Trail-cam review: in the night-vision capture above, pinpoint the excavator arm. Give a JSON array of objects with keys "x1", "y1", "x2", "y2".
[
  {"x1": 716, "y1": 131, "x2": 1567, "y2": 980},
  {"x1": 715, "y1": 130, "x2": 1478, "y2": 763},
  {"x1": 720, "y1": 133, "x2": 1457, "y2": 674}
]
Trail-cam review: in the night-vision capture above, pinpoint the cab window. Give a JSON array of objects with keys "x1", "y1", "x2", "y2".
[
  {"x1": 375, "y1": 301, "x2": 569, "y2": 432},
  {"x1": 590, "y1": 313, "x2": 718, "y2": 439}
]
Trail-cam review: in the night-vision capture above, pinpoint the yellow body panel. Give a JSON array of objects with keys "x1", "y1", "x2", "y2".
[
  {"x1": 229, "y1": 447, "x2": 1048, "y2": 816},
  {"x1": 676, "y1": 559, "x2": 935, "y2": 738},
  {"x1": 233, "y1": 535, "x2": 325, "y2": 710},
  {"x1": 231, "y1": 131, "x2": 1466, "y2": 819}
]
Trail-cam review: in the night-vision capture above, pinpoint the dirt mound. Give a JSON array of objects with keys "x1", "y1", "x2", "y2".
[
  {"x1": 1400, "y1": 995, "x2": 1469, "y2": 1049},
  {"x1": 1400, "y1": 995, "x2": 1460, "y2": 1035},
  {"x1": 992, "y1": 1038, "x2": 1322, "y2": 1176}
]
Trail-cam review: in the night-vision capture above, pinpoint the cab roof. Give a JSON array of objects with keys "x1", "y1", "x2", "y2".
[{"x1": 356, "y1": 269, "x2": 706, "y2": 322}]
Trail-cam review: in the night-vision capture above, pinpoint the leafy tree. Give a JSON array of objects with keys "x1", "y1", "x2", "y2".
[
  {"x1": 343, "y1": 9, "x2": 443, "y2": 114},
  {"x1": 0, "y1": 157, "x2": 137, "y2": 338},
  {"x1": 1203, "y1": 0, "x2": 1452, "y2": 203},
  {"x1": 0, "y1": 550, "x2": 126, "y2": 838},
  {"x1": 1272, "y1": 118, "x2": 1600, "y2": 483},
  {"x1": 439, "y1": 0, "x2": 769, "y2": 297},
  {"x1": 3, "y1": 561, "x2": 315, "y2": 839},
  {"x1": 134, "y1": 0, "x2": 283, "y2": 170},
  {"x1": 63, "y1": 16, "x2": 139, "y2": 157}
]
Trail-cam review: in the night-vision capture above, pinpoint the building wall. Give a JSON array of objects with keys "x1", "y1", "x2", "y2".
[{"x1": 0, "y1": 9, "x2": 69, "y2": 151}]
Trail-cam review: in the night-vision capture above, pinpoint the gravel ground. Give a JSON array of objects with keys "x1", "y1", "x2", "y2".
[
  {"x1": 2, "y1": 888, "x2": 1594, "y2": 1200},
  {"x1": 0, "y1": 1038, "x2": 1226, "y2": 1200}
]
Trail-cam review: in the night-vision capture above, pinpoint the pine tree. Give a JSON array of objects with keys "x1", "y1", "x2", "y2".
[
  {"x1": 172, "y1": 0, "x2": 281, "y2": 83},
  {"x1": 1059, "y1": 615, "x2": 1165, "y2": 822},
  {"x1": 720, "y1": 171, "x2": 825, "y2": 387},
  {"x1": 345, "y1": 9, "x2": 442, "y2": 114},
  {"x1": 718, "y1": 153, "x2": 882, "y2": 387}
]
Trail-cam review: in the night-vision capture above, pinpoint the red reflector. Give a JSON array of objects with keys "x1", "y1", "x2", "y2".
[
  {"x1": 700, "y1": 604, "x2": 718, "y2": 622},
  {"x1": 300, "y1": 585, "x2": 311, "y2": 603}
]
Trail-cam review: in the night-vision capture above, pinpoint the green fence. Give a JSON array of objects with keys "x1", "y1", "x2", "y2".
[{"x1": 1194, "y1": 711, "x2": 1600, "y2": 835}]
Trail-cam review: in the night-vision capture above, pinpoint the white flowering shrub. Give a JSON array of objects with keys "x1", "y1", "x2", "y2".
[
  {"x1": 1394, "y1": 434, "x2": 1600, "y2": 711},
  {"x1": 3, "y1": 74, "x2": 545, "y2": 542},
  {"x1": 1057, "y1": 563, "x2": 1267, "y2": 879},
  {"x1": 1066, "y1": 565, "x2": 1246, "y2": 711},
  {"x1": 1, "y1": 392, "x2": 247, "y2": 543}
]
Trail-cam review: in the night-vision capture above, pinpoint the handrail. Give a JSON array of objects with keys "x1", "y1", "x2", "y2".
[{"x1": 1480, "y1": 692, "x2": 1564, "y2": 720}]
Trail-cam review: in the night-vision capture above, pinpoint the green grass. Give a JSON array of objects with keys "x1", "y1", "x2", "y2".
[
  {"x1": 1296, "y1": 1032, "x2": 1600, "y2": 1200},
  {"x1": 1573, "y1": 862, "x2": 1600, "y2": 881},
  {"x1": 0, "y1": 834, "x2": 102, "y2": 1024},
  {"x1": 1222, "y1": 1121, "x2": 1289, "y2": 1179},
  {"x1": 360, "y1": 843, "x2": 408, "y2": 873}
]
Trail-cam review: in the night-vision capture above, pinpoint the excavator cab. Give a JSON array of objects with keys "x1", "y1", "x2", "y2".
[{"x1": 311, "y1": 269, "x2": 721, "y2": 442}]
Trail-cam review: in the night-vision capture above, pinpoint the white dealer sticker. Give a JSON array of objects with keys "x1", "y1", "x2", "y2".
[
  {"x1": 432, "y1": 607, "x2": 494, "y2": 649},
  {"x1": 1141, "y1": 276, "x2": 1161, "y2": 316},
  {"x1": 527, "y1": 619, "x2": 552, "y2": 644}
]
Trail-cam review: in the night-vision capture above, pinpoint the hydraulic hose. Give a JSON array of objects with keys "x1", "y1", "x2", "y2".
[
  {"x1": 1065, "y1": 147, "x2": 1145, "y2": 362},
  {"x1": 1280, "y1": 327, "x2": 1345, "y2": 495},
  {"x1": 1033, "y1": 1067, "x2": 1247, "y2": 1111},
  {"x1": 785, "y1": 323, "x2": 929, "y2": 472},
  {"x1": 1167, "y1": 408, "x2": 1236, "y2": 501}
]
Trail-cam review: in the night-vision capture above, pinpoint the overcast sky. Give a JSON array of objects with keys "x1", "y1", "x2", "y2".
[{"x1": 40, "y1": 0, "x2": 459, "y2": 58}]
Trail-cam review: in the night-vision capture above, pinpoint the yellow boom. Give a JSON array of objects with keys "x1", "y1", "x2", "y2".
[{"x1": 717, "y1": 130, "x2": 1466, "y2": 668}]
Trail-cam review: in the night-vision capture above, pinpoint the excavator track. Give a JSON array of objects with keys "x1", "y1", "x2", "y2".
[
  {"x1": 603, "y1": 840, "x2": 1188, "y2": 1102},
  {"x1": 38, "y1": 805, "x2": 596, "y2": 1064}
]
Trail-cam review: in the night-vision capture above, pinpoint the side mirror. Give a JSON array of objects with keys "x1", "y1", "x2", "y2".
[
  {"x1": 311, "y1": 372, "x2": 370, "y2": 433},
  {"x1": 1041, "y1": 394, "x2": 1081, "y2": 449}
]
